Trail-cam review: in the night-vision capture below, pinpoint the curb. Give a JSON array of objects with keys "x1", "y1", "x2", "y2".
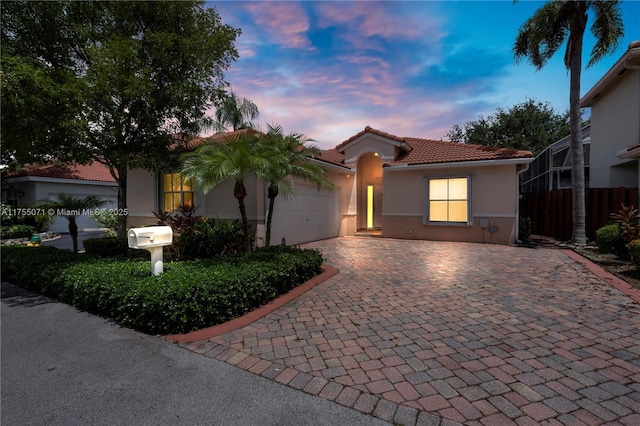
[
  {"x1": 163, "y1": 264, "x2": 340, "y2": 343},
  {"x1": 564, "y1": 249, "x2": 640, "y2": 304}
]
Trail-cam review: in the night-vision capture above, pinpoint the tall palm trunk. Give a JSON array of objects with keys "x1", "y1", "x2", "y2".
[
  {"x1": 569, "y1": 11, "x2": 588, "y2": 246},
  {"x1": 68, "y1": 217, "x2": 79, "y2": 253},
  {"x1": 234, "y1": 180, "x2": 251, "y2": 253},
  {"x1": 265, "y1": 183, "x2": 279, "y2": 248}
]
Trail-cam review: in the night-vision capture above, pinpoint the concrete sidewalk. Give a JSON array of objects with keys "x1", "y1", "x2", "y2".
[{"x1": 0, "y1": 282, "x2": 388, "y2": 425}]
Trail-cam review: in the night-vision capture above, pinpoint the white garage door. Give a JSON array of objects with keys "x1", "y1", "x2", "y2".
[{"x1": 269, "y1": 183, "x2": 339, "y2": 246}]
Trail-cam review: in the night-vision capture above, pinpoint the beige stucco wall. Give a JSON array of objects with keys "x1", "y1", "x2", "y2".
[
  {"x1": 589, "y1": 70, "x2": 640, "y2": 188},
  {"x1": 126, "y1": 168, "x2": 158, "y2": 227},
  {"x1": 382, "y1": 164, "x2": 519, "y2": 244}
]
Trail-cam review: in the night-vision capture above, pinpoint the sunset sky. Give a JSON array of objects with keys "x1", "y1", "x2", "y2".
[{"x1": 210, "y1": 1, "x2": 640, "y2": 149}]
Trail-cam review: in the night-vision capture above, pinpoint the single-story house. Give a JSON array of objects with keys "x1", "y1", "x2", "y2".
[
  {"x1": 4, "y1": 162, "x2": 118, "y2": 232},
  {"x1": 127, "y1": 126, "x2": 533, "y2": 245}
]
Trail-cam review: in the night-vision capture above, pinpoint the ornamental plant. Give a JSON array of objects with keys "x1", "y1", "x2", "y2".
[
  {"x1": 628, "y1": 239, "x2": 640, "y2": 269},
  {"x1": 609, "y1": 203, "x2": 640, "y2": 245}
]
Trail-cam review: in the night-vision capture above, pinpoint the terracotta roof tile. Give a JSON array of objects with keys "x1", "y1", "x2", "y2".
[
  {"x1": 10, "y1": 162, "x2": 116, "y2": 182},
  {"x1": 331, "y1": 126, "x2": 532, "y2": 166},
  {"x1": 316, "y1": 148, "x2": 348, "y2": 168},
  {"x1": 171, "y1": 129, "x2": 261, "y2": 152}
]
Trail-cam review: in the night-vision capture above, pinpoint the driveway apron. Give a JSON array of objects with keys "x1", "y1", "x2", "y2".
[{"x1": 182, "y1": 238, "x2": 640, "y2": 425}]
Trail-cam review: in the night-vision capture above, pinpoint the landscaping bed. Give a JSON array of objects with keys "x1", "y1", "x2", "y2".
[{"x1": 0, "y1": 245, "x2": 323, "y2": 335}]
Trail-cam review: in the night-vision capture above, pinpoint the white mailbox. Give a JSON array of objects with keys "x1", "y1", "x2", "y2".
[
  {"x1": 127, "y1": 226, "x2": 173, "y2": 275},
  {"x1": 128, "y1": 226, "x2": 173, "y2": 249}
]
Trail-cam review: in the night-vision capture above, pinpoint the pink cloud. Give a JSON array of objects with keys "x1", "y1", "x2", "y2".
[
  {"x1": 245, "y1": 2, "x2": 312, "y2": 49},
  {"x1": 315, "y1": 2, "x2": 444, "y2": 41}
]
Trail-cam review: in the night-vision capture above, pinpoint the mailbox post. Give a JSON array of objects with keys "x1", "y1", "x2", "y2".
[{"x1": 127, "y1": 226, "x2": 173, "y2": 276}]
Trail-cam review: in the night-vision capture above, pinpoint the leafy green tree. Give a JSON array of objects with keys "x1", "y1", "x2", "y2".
[
  {"x1": 180, "y1": 131, "x2": 279, "y2": 253},
  {"x1": 37, "y1": 194, "x2": 107, "y2": 253},
  {"x1": 513, "y1": 0, "x2": 624, "y2": 246},
  {"x1": 446, "y1": 99, "x2": 570, "y2": 156},
  {"x1": 2, "y1": 1, "x2": 240, "y2": 238},
  {"x1": 214, "y1": 92, "x2": 260, "y2": 132},
  {"x1": 262, "y1": 125, "x2": 335, "y2": 247}
]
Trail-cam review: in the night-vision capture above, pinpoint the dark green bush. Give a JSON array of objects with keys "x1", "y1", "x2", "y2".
[
  {"x1": 595, "y1": 224, "x2": 626, "y2": 255},
  {"x1": 519, "y1": 217, "x2": 532, "y2": 243},
  {"x1": 0, "y1": 246, "x2": 82, "y2": 295},
  {"x1": 179, "y1": 219, "x2": 244, "y2": 260},
  {"x1": 83, "y1": 237, "x2": 149, "y2": 259},
  {"x1": 1, "y1": 244, "x2": 323, "y2": 334},
  {"x1": 628, "y1": 239, "x2": 640, "y2": 269},
  {"x1": 1, "y1": 224, "x2": 36, "y2": 239}
]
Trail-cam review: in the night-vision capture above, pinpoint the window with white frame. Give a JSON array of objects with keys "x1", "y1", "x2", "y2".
[
  {"x1": 425, "y1": 176, "x2": 471, "y2": 224},
  {"x1": 162, "y1": 173, "x2": 195, "y2": 211}
]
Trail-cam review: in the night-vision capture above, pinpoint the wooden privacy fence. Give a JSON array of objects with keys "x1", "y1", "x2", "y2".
[{"x1": 520, "y1": 187, "x2": 639, "y2": 241}]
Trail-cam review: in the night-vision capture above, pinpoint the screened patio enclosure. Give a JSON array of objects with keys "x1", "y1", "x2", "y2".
[{"x1": 520, "y1": 125, "x2": 591, "y2": 193}]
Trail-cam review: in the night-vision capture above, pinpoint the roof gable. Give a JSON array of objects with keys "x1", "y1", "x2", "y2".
[{"x1": 581, "y1": 40, "x2": 640, "y2": 107}]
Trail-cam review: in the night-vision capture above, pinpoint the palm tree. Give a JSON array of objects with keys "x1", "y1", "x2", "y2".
[
  {"x1": 214, "y1": 92, "x2": 259, "y2": 132},
  {"x1": 262, "y1": 124, "x2": 335, "y2": 247},
  {"x1": 514, "y1": 0, "x2": 623, "y2": 245},
  {"x1": 180, "y1": 131, "x2": 278, "y2": 253},
  {"x1": 37, "y1": 193, "x2": 107, "y2": 253}
]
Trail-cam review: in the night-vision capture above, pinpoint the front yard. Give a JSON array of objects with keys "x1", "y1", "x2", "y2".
[{"x1": 0, "y1": 245, "x2": 323, "y2": 335}]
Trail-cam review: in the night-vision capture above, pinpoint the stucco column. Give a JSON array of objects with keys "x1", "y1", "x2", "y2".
[{"x1": 340, "y1": 173, "x2": 357, "y2": 236}]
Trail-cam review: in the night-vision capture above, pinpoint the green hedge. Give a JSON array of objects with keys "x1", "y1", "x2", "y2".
[
  {"x1": 1, "y1": 224, "x2": 36, "y2": 239},
  {"x1": 1, "y1": 245, "x2": 323, "y2": 334},
  {"x1": 83, "y1": 237, "x2": 149, "y2": 259}
]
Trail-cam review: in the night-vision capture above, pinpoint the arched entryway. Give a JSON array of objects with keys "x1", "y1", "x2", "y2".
[{"x1": 356, "y1": 152, "x2": 383, "y2": 231}]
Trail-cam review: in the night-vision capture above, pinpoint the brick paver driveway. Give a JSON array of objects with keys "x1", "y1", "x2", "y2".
[{"x1": 182, "y1": 238, "x2": 640, "y2": 425}]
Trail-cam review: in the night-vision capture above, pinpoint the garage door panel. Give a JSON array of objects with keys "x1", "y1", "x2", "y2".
[{"x1": 269, "y1": 184, "x2": 339, "y2": 246}]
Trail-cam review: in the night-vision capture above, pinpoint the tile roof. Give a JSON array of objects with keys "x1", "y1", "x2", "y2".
[
  {"x1": 323, "y1": 126, "x2": 532, "y2": 167},
  {"x1": 9, "y1": 162, "x2": 116, "y2": 183},
  {"x1": 171, "y1": 129, "x2": 261, "y2": 152}
]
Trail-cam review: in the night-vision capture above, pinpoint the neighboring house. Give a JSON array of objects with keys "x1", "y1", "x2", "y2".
[
  {"x1": 128, "y1": 126, "x2": 532, "y2": 245},
  {"x1": 4, "y1": 162, "x2": 118, "y2": 232},
  {"x1": 520, "y1": 125, "x2": 591, "y2": 193},
  {"x1": 581, "y1": 40, "x2": 640, "y2": 189}
]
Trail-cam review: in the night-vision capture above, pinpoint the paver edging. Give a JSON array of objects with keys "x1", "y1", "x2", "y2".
[
  {"x1": 163, "y1": 264, "x2": 339, "y2": 343},
  {"x1": 563, "y1": 249, "x2": 640, "y2": 304}
]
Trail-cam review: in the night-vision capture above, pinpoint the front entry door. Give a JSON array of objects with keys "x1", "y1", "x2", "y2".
[{"x1": 367, "y1": 184, "x2": 382, "y2": 229}]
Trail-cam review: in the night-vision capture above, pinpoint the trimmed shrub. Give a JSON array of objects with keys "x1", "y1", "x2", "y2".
[
  {"x1": 0, "y1": 246, "x2": 82, "y2": 295},
  {"x1": 628, "y1": 240, "x2": 640, "y2": 269},
  {"x1": 179, "y1": 219, "x2": 244, "y2": 260},
  {"x1": 0, "y1": 224, "x2": 36, "y2": 239},
  {"x1": 595, "y1": 224, "x2": 626, "y2": 255},
  {"x1": 1, "y1": 244, "x2": 323, "y2": 335},
  {"x1": 83, "y1": 237, "x2": 149, "y2": 259}
]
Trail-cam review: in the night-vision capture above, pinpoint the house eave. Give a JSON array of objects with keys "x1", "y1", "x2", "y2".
[
  {"x1": 7, "y1": 176, "x2": 118, "y2": 186},
  {"x1": 384, "y1": 157, "x2": 534, "y2": 171},
  {"x1": 309, "y1": 158, "x2": 354, "y2": 173},
  {"x1": 581, "y1": 46, "x2": 640, "y2": 107},
  {"x1": 617, "y1": 146, "x2": 640, "y2": 160}
]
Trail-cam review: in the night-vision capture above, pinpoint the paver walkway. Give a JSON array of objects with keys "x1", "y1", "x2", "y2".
[{"x1": 180, "y1": 238, "x2": 640, "y2": 425}]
